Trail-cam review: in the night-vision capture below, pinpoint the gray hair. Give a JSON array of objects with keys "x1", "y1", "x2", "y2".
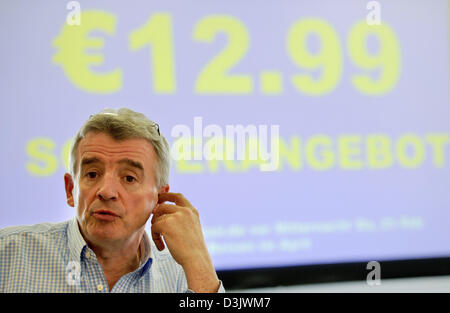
[{"x1": 69, "y1": 108, "x2": 170, "y2": 187}]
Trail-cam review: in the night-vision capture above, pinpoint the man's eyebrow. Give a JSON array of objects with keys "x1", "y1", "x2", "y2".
[
  {"x1": 79, "y1": 157, "x2": 144, "y2": 171},
  {"x1": 81, "y1": 157, "x2": 101, "y2": 168},
  {"x1": 119, "y1": 158, "x2": 144, "y2": 171}
]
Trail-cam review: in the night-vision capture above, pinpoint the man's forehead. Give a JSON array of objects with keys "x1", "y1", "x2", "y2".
[{"x1": 78, "y1": 132, "x2": 155, "y2": 164}]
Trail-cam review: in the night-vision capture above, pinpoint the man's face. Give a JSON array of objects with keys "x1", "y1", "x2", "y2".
[{"x1": 64, "y1": 132, "x2": 167, "y2": 246}]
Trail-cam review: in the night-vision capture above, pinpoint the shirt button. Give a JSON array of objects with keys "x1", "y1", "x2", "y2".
[
  {"x1": 85, "y1": 252, "x2": 90, "y2": 259},
  {"x1": 97, "y1": 284, "x2": 103, "y2": 291}
]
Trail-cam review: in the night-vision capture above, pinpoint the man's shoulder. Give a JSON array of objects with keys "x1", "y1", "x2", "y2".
[{"x1": 0, "y1": 220, "x2": 70, "y2": 241}]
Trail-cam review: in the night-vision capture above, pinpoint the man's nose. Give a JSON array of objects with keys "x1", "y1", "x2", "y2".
[{"x1": 96, "y1": 173, "x2": 118, "y2": 201}]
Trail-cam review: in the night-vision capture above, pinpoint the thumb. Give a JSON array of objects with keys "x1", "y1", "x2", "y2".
[{"x1": 151, "y1": 226, "x2": 165, "y2": 251}]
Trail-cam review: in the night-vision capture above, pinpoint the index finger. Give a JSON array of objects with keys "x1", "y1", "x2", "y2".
[{"x1": 158, "y1": 192, "x2": 193, "y2": 207}]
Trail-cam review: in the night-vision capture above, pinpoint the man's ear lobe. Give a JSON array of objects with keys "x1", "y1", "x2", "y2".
[
  {"x1": 158, "y1": 184, "x2": 170, "y2": 195},
  {"x1": 64, "y1": 173, "x2": 75, "y2": 207}
]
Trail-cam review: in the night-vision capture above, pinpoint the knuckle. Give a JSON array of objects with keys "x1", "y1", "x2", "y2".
[
  {"x1": 191, "y1": 207, "x2": 199, "y2": 217},
  {"x1": 182, "y1": 206, "x2": 195, "y2": 216}
]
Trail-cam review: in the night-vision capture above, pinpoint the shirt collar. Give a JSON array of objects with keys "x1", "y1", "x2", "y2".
[
  {"x1": 139, "y1": 230, "x2": 152, "y2": 265},
  {"x1": 67, "y1": 216, "x2": 87, "y2": 262},
  {"x1": 136, "y1": 230, "x2": 153, "y2": 278}
]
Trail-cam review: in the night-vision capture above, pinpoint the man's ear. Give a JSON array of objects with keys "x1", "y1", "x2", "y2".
[
  {"x1": 158, "y1": 184, "x2": 170, "y2": 195},
  {"x1": 64, "y1": 173, "x2": 75, "y2": 207}
]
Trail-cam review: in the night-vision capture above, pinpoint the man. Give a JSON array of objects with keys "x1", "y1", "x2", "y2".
[{"x1": 0, "y1": 108, "x2": 224, "y2": 293}]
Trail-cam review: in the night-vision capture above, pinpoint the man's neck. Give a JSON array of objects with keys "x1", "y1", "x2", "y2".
[{"x1": 88, "y1": 233, "x2": 143, "y2": 290}]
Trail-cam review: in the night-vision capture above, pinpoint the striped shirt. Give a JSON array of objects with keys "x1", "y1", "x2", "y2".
[{"x1": 0, "y1": 217, "x2": 224, "y2": 293}]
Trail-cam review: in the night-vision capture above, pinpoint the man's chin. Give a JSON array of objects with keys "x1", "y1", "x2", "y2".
[{"x1": 85, "y1": 219, "x2": 124, "y2": 242}]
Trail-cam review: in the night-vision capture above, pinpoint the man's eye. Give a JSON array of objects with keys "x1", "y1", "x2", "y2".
[
  {"x1": 86, "y1": 172, "x2": 97, "y2": 179},
  {"x1": 125, "y1": 176, "x2": 136, "y2": 183}
]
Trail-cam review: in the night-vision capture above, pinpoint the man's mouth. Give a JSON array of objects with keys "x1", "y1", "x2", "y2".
[{"x1": 92, "y1": 209, "x2": 119, "y2": 221}]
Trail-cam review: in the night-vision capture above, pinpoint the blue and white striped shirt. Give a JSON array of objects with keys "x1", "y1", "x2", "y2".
[{"x1": 0, "y1": 217, "x2": 224, "y2": 293}]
